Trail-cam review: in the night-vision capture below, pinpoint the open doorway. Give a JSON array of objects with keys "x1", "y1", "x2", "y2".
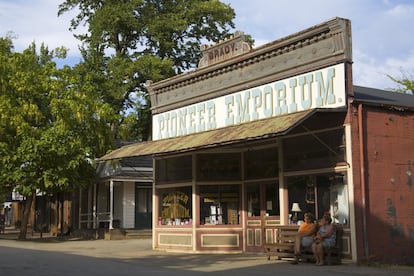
[{"x1": 135, "y1": 183, "x2": 152, "y2": 229}]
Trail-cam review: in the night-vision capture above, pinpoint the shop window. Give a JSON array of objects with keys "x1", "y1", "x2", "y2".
[
  {"x1": 156, "y1": 155, "x2": 192, "y2": 184},
  {"x1": 197, "y1": 153, "x2": 241, "y2": 181},
  {"x1": 245, "y1": 147, "x2": 279, "y2": 179},
  {"x1": 158, "y1": 186, "x2": 192, "y2": 226},
  {"x1": 246, "y1": 185, "x2": 260, "y2": 217},
  {"x1": 284, "y1": 128, "x2": 346, "y2": 172},
  {"x1": 287, "y1": 174, "x2": 349, "y2": 225},
  {"x1": 246, "y1": 182, "x2": 280, "y2": 217},
  {"x1": 265, "y1": 182, "x2": 280, "y2": 216},
  {"x1": 199, "y1": 185, "x2": 240, "y2": 225}
]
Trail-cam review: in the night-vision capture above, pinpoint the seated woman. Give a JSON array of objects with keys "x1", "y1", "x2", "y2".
[
  {"x1": 291, "y1": 212, "x2": 317, "y2": 264},
  {"x1": 312, "y1": 214, "x2": 336, "y2": 265}
]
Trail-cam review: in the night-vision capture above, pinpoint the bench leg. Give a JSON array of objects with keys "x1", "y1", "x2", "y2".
[
  {"x1": 326, "y1": 249, "x2": 341, "y2": 265},
  {"x1": 326, "y1": 251, "x2": 332, "y2": 265}
]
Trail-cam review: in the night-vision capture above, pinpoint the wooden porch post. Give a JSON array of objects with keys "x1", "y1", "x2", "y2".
[
  {"x1": 109, "y1": 179, "x2": 114, "y2": 230},
  {"x1": 93, "y1": 183, "x2": 97, "y2": 229},
  {"x1": 278, "y1": 138, "x2": 288, "y2": 225},
  {"x1": 78, "y1": 189, "x2": 82, "y2": 229}
]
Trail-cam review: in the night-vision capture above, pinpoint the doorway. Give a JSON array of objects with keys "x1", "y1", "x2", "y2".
[
  {"x1": 135, "y1": 183, "x2": 152, "y2": 229},
  {"x1": 245, "y1": 181, "x2": 280, "y2": 252}
]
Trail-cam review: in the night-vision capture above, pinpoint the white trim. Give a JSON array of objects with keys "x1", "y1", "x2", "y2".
[
  {"x1": 192, "y1": 154, "x2": 197, "y2": 251},
  {"x1": 93, "y1": 183, "x2": 97, "y2": 229},
  {"x1": 121, "y1": 167, "x2": 153, "y2": 172},
  {"x1": 109, "y1": 180, "x2": 114, "y2": 229},
  {"x1": 345, "y1": 123, "x2": 358, "y2": 263},
  {"x1": 104, "y1": 178, "x2": 152, "y2": 183},
  {"x1": 284, "y1": 166, "x2": 348, "y2": 177}
]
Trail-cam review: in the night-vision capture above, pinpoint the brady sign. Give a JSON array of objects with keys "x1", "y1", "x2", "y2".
[{"x1": 153, "y1": 63, "x2": 346, "y2": 140}]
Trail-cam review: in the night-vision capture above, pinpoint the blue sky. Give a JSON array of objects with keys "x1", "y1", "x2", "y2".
[{"x1": 1, "y1": 0, "x2": 413, "y2": 90}]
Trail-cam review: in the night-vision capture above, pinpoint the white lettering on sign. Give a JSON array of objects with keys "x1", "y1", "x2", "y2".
[{"x1": 153, "y1": 63, "x2": 346, "y2": 140}]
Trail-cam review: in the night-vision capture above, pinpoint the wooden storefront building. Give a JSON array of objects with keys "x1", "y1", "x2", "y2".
[{"x1": 98, "y1": 17, "x2": 414, "y2": 265}]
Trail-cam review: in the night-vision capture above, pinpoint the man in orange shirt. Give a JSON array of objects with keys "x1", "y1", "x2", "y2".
[{"x1": 291, "y1": 212, "x2": 317, "y2": 264}]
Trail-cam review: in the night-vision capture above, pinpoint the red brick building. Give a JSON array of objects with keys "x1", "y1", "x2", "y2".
[{"x1": 348, "y1": 86, "x2": 414, "y2": 264}]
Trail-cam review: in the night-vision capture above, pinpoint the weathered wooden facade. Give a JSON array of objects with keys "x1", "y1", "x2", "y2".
[
  {"x1": 2, "y1": 191, "x2": 74, "y2": 236},
  {"x1": 99, "y1": 17, "x2": 414, "y2": 265}
]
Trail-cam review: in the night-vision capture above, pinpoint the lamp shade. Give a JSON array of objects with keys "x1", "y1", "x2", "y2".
[{"x1": 291, "y1": 202, "x2": 302, "y2": 212}]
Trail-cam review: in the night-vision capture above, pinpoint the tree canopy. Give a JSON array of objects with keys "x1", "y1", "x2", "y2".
[
  {"x1": 58, "y1": 0, "x2": 236, "y2": 141},
  {"x1": 0, "y1": 36, "x2": 114, "y2": 238}
]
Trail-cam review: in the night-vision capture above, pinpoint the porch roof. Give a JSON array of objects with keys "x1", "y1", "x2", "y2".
[{"x1": 99, "y1": 109, "x2": 331, "y2": 161}]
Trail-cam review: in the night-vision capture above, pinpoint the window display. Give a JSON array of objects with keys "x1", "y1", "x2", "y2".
[
  {"x1": 158, "y1": 186, "x2": 192, "y2": 226},
  {"x1": 199, "y1": 185, "x2": 240, "y2": 225},
  {"x1": 330, "y1": 175, "x2": 349, "y2": 224},
  {"x1": 246, "y1": 185, "x2": 260, "y2": 217},
  {"x1": 287, "y1": 174, "x2": 349, "y2": 224},
  {"x1": 246, "y1": 182, "x2": 280, "y2": 217},
  {"x1": 265, "y1": 182, "x2": 280, "y2": 216}
]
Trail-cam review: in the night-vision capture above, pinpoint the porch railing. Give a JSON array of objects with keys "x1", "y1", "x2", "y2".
[{"x1": 79, "y1": 212, "x2": 112, "y2": 229}]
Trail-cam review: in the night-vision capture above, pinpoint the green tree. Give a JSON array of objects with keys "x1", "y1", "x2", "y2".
[
  {"x1": 58, "y1": 0, "x2": 235, "y2": 141},
  {"x1": 388, "y1": 71, "x2": 414, "y2": 94},
  {"x1": 0, "y1": 37, "x2": 113, "y2": 239}
]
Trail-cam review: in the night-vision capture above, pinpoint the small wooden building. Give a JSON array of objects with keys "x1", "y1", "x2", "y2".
[{"x1": 79, "y1": 155, "x2": 153, "y2": 232}]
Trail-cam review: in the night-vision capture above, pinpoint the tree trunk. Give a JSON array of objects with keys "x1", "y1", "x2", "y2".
[{"x1": 18, "y1": 192, "x2": 36, "y2": 240}]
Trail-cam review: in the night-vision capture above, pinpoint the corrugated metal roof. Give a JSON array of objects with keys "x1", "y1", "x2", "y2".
[{"x1": 99, "y1": 109, "x2": 316, "y2": 161}]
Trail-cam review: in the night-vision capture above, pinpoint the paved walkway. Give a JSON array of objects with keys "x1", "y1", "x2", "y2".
[{"x1": 1, "y1": 228, "x2": 413, "y2": 275}]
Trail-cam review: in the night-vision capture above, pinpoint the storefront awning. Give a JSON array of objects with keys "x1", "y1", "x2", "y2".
[{"x1": 99, "y1": 109, "x2": 318, "y2": 161}]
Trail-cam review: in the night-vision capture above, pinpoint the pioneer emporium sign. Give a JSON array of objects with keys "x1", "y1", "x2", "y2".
[{"x1": 153, "y1": 63, "x2": 346, "y2": 140}]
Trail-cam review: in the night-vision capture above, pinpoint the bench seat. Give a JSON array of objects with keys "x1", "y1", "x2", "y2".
[{"x1": 265, "y1": 225, "x2": 342, "y2": 265}]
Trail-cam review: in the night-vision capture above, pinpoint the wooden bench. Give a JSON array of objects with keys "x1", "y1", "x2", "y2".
[
  {"x1": 265, "y1": 225, "x2": 342, "y2": 265},
  {"x1": 265, "y1": 225, "x2": 297, "y2": 260}
]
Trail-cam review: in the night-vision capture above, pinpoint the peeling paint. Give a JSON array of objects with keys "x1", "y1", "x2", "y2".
[
  {"x1": 385, "y1": 198, "x2": 404, "y2": 241},
  {"x1": 407, "y1": 160, "x2": 412, "y2": 188},
  {"x1": 386, "y1": 198, "x2": 396, "y2": 218}
]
